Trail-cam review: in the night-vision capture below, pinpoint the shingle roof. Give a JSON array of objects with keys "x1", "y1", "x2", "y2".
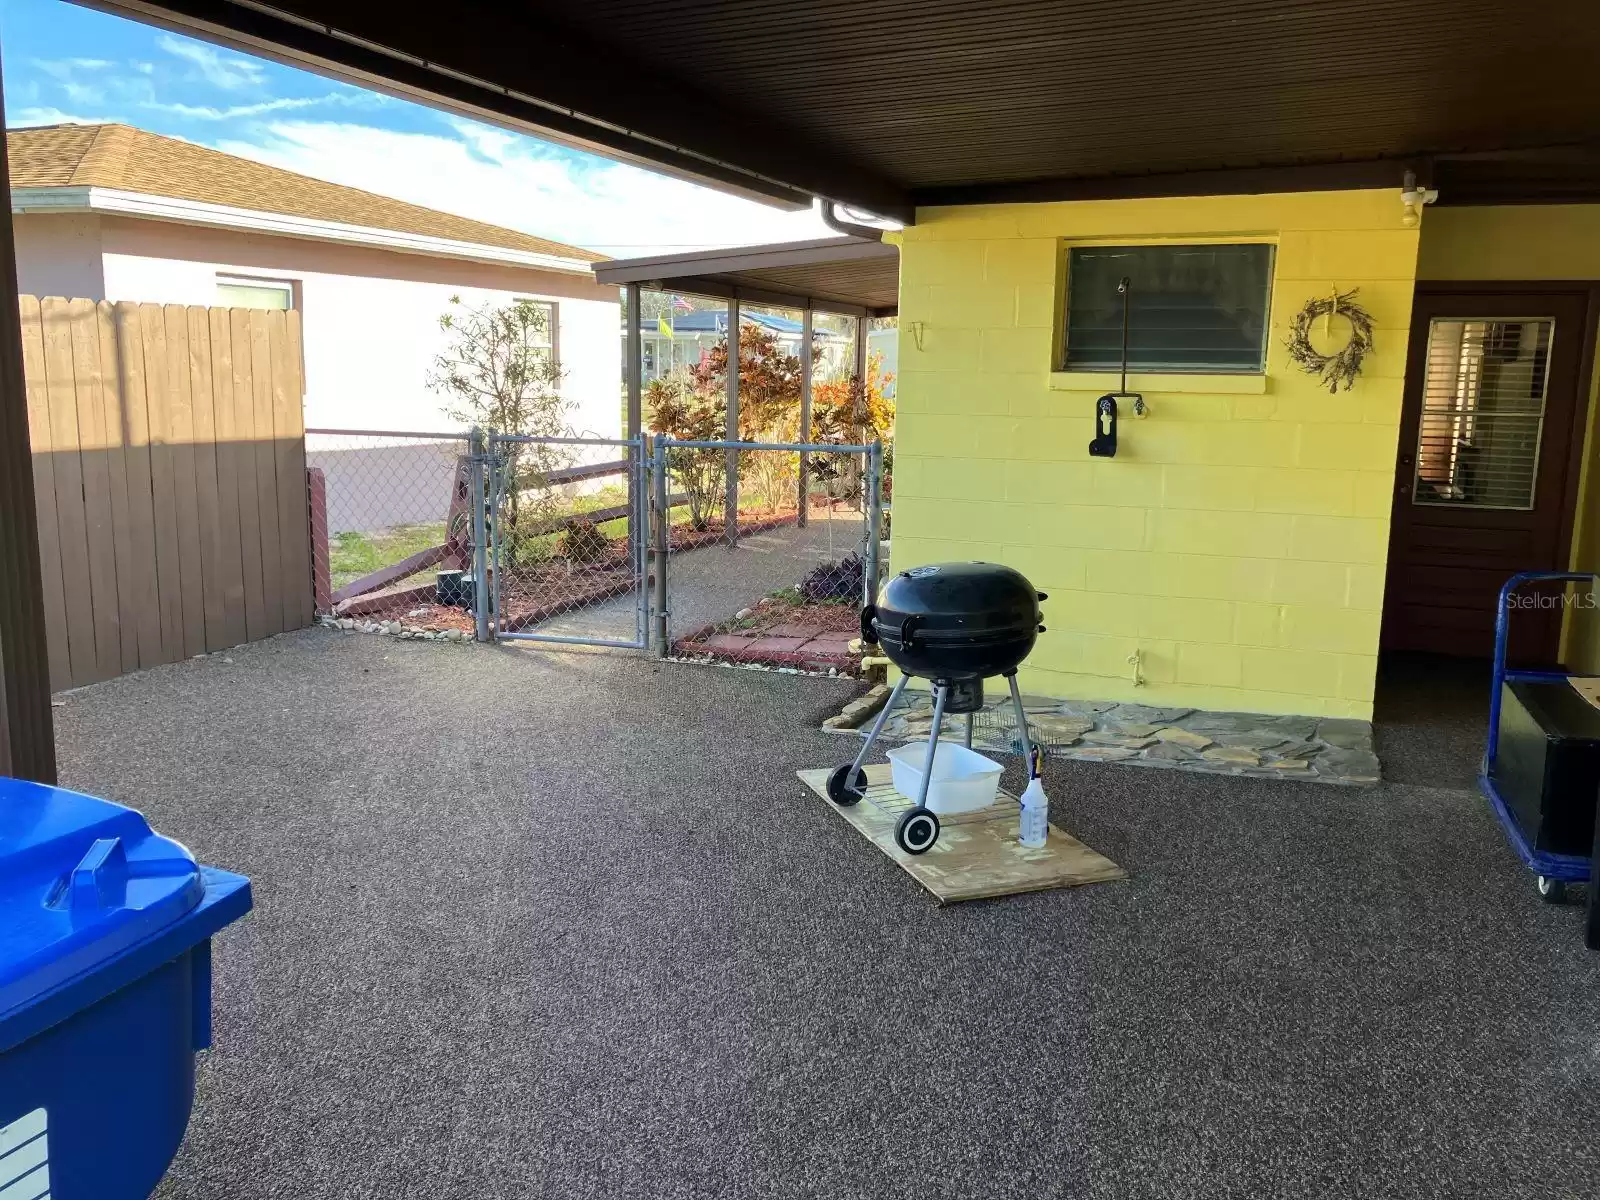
[{"x1": 7, "y1": 123, "x2": 604, "y2": 262}]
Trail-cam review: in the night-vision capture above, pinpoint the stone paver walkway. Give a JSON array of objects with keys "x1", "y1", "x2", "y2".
[
  {"x1": 840, "y1": 689, "x2": 1382, "y2": 786},
  {"x1": 676, "y1": 624, "x2": 857, "y2": 671}
]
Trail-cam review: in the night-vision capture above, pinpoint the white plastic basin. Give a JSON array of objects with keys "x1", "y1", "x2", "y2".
[{"x1": 886, "y1": 741, "x2": 1003, "y2": 814}]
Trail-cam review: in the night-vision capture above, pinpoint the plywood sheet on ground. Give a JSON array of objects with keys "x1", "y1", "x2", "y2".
[{"x1": 797, "y1": 763, "x2": 1126, "y2": 904}]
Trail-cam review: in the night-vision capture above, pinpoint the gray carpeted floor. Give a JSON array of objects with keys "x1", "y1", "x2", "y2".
[{"x1": 50, "y1": 630, "x2": 1600, "y2": 1200}]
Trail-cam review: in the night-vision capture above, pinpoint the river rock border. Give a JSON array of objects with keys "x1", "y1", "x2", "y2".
[
  {"x1": 826, "y1": 688, "x2": 1380, "y2": 786},
  {"x1": 318, "y1": 614, "x2": 472, "y2": 643}
]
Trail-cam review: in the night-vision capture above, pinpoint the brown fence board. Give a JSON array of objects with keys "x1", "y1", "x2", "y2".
[
  {"x1": 19, "y1": 296, "x2": 70, "y2": 691},
  {"x1": 185, "y1": 306, "x2": 228, "y2": 652},
  {"x1": 248, "y1": 310, "x2": 285, "y2": 634},
  {"x1": 270, "y1": 310, "x2": 313, "y2": 630},
  {"x1": 68, "y1": 299, "x2": 122, "y2": 684},
  {"x1": 162, "y1": 305, "x2": 206, "y2": 658},
  {"x1": 41, "y1": 299, "x2": 98, "y2": 687},
  {"x1": 228, "y1": 307, "x2": 268, "y2": 642},
  {"x1": 116, "y1": 302, "x2": 163, "y2": 669},
  {"x1": 208, "y1": 307, "x2": 248, "y2": 650},
  {"x1": 96, "y1": 302, "x2": 140, "y2": 674},
  {"x1": 139, "y1": 303, "x2": 185, "y2": 661},
  {"x1": 23, "y1": 298, "x2": 310, "y2": 690}
]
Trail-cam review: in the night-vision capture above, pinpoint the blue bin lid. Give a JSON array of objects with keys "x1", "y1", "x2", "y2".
[{"x1": 0, "y1": 778, "x2": 205, "y2": 1017}]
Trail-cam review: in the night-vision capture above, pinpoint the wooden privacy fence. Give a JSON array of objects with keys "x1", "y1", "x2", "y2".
[{"x1": 22, "y1": 296, "x2": 313, "y2": 691}]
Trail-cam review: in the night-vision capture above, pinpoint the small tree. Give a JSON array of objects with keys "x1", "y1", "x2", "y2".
[
  {"x1": 811, "y1": 350, "x2": 895, "y2": 507},
  {"x1": 646, "y1": 376, "x2": 726, "y2": 531},
  {"x1": 688, "y1": 324, "x2": 803, "y2": 440},
  {"x1": 812, "y1": 349, "x2": 894, "y2": 443},
  {"x1": 427, "y1": 296, "x2": 573, "y2": 567}
]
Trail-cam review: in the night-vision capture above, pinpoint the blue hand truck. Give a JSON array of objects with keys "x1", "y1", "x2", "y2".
[{"x1": 1478, "y1": 571, "x2": 1599, "y2": 950}]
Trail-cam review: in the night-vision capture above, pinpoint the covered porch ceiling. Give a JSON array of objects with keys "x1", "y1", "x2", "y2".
[
  {"x1": 592, "y1": 237, "x2": 899, "y2": 317},
  {"x1": 82, "y1": 0, "x2": 1600, "y2": 219}
]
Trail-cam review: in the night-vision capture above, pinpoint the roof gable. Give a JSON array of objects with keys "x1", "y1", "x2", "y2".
[{"x1": 7, "y1": 123, "x2": 603, "y2": 262}]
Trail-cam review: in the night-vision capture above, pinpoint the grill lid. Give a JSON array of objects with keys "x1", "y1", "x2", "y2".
[{"x1": 870, "y1": 562, "x2": 1044, "y2": 641}]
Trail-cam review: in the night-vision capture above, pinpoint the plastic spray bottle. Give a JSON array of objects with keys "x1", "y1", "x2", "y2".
[{"x1": 1018, "y1": 746, "x2": 1048, "y2": 849}]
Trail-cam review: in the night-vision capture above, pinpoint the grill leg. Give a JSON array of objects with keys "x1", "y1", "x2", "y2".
[
  {"x1": 848, "y1": 673, "x2": 911, "y2": 780},
  {"x1": 1006, "y1": 671, "x2": 1036, "y2": 778},
  {"x1": 964, "y1": 711, "x2": 974, "y2": 749},
  {"x1": 915, "y1": 684, "x2": 950, "y2": 810}
]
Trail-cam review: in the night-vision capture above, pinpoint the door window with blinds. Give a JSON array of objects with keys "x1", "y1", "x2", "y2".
[
  {"x1": 1062, "y1": 243, "x2": 1274, "y2": 372},
  {"x1": 1413, "y1": 318, "x2": 1553, "y2": 510}
]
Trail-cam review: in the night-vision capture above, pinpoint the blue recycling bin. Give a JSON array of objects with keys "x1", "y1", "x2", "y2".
[{"x1": 0, "y1": 778, "x2": 252, "y2": 1200}]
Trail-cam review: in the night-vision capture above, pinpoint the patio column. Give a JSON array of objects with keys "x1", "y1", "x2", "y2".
[
  {"x1": 0, "y1": 50, "x2": 56, "y2": 783},
  {"x1": 724, "y1": 299, "x2": 740, "y2": 547},
  {"x1": 854, "y1": 313, "x2": 869, "y2": 398},
  {"x1": 625, "y1": 283, "x2": 643, "y2": 584},
  {"x1": 854, "y1": 313, "x2": 870, "y2": 514},
  {"x1": 798, "y1": 306, "x2": 813, "y2": 528}
]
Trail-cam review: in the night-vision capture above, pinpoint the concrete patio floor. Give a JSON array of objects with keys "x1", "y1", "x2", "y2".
[{"x1": 51, "y1": 630, "x2": 1600, "y2": 1200}]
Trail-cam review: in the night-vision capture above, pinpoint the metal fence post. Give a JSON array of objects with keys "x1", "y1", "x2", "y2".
[
  {"x1": 653, "y1": 435, "x2": 670, "y2": 656},
  {"x1": 798, "y1": 306, "x2": 812, "y2": 528},
  {"x1": 865, "y1": 440, "x2": 883, "y2": 605},
  {"x1": 634, "y1": 436, "x2": 648, "y2": 648},
  {"x1": 724, "y1": 299, "x2": 740, "y2": 547},
  {"x1": 469, "y1": 426, "x2": 491, "y2": 643}
]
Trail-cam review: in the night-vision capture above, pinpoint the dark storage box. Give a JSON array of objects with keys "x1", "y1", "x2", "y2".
[{"x1": 1492, "y1": 680, "x2": 1600, "y2": 856}]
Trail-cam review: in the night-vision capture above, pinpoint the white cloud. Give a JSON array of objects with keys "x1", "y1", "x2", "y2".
[
  {"x1": 155, "y1": 34, "x2": 265, "y2": 90},
  {"x1": 142, "y1": 93, "x2": 378, "y2": 121},
  {"x1": 6, "y1": 106, "x2": 112, "y2": 127},
  {"x1": 32, "y1": 57, "x2": 114, "y2": 76},
  {"x1": 211, "y1": 118, "x2": 831, "y2": 257}
]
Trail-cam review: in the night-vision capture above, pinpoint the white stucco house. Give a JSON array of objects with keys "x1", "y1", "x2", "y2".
[{"x1": 6, "y1": 122, "x2": 620, "y2": 439}]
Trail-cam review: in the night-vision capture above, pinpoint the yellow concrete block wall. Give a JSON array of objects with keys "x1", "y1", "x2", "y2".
[{"x1": 893, "y1": 189, "x2": 1421, "y2": 718}]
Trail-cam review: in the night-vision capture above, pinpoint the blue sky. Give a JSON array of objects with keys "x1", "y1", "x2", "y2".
[{"x1": 0, "y1": 0, "x2": 827, "y2": 253}]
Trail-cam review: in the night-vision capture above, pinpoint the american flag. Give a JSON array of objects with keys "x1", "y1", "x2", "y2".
[{"x1": 672, "y1": 296, "x2": 694, "y2": 312}]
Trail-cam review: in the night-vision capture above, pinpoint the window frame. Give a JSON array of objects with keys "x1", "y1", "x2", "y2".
[
  {"x1": 1410, "y1": 314, "x2": 1555, "y2": 513},
  {"x1": 515, "y1": 297, "x2": 560, "y2": 379},
  {"x1": 215, "y1": 273, "x2": 299, "y2": 311},
  {"x1": 1055, "y1": 237, "x2": 1277, "y2": 377}
]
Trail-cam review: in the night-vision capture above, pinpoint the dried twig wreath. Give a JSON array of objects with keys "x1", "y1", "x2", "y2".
[{"x1": 1284, "y1": 288, "x2": 1374, "y2": 393}]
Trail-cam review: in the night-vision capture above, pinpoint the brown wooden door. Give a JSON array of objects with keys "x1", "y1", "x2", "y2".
[{"x1": 1382, "y1": 288, "x2": 1595, "y2": 666}]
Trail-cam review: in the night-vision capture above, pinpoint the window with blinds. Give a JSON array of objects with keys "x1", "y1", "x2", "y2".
[
  {"x1": 1062, "y1": 243, "x2": 1274, "y2": 373},
  {"x1": 1413, "y1": 318, "x2": 1553, "y2": 511}
]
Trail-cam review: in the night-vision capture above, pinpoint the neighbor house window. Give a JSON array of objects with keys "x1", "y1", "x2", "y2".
[
  {"x1": 1063, "y1": 243, "x2": 1275, "y2": 373},
  {"x1": 216, "y1": 275, "x2": 295, "y2": 310},
  {"x1": 518, "y1": 298, "x2": 558, "y2": 369}
]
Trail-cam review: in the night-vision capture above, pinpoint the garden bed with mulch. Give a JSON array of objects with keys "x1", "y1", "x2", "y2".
[
  {"x1": 334, "y1": 505, "x2": 804, "y2": 633},
  {"x1": 673, "y1": 593, "x2": 862, "y2": 673}
]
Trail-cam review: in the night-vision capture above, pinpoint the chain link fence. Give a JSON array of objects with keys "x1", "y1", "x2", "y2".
[
  {"x1": 306, "y1": 428, "x2": 476, "y2": 628},
  {"x1": 652, "y1": 438, "x2": 880, "y2": 674},
  {"x1": 307, "y1": 429, "x2": 882, "y2": 668},
  {"x1": 487, "y1": 434, "x2": 647, "y2": 647}
]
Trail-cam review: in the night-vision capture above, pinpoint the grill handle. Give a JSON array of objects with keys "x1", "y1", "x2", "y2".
[
  {"x1": 899, "y1": 614, "x2": 924, "y2": 651},
  {"x1": 859, "y1": 604, "x2": 879, "y2": 646}
]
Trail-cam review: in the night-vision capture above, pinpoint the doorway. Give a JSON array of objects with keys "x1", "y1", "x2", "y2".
[{"x1": 1382, "y1": 286, "x2": 1597, "y2": 667}]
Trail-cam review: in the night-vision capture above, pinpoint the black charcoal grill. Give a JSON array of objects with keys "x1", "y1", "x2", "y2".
[{"x1": 827, "y1": 562, "x2": 1047, "y2": 854}]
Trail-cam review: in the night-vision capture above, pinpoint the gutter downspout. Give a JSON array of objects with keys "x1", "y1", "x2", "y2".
[{"x1": 820, "y1": 200, "x2": 886, "y2": 243}]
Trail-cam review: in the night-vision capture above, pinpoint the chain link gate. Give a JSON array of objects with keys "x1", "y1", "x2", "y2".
[
  {"x1": 648, "y1": 437, "x2": 882, "y2": 673},
  {"x1": 482, "y1": 432, "x2": 649, "y2": 649},
  {"x1": 458, "y1": 433, "x2": 880, "y2": 663}
]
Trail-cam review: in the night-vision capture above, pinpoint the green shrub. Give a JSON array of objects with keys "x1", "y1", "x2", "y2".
[{"x1": 561, "y1": 518, "x2": 609, "y2": 563}]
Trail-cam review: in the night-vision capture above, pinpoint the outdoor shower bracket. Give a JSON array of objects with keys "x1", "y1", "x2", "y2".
[{"x1": 1089, "y1": 395, "x2": 1119, "y2": 458}]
